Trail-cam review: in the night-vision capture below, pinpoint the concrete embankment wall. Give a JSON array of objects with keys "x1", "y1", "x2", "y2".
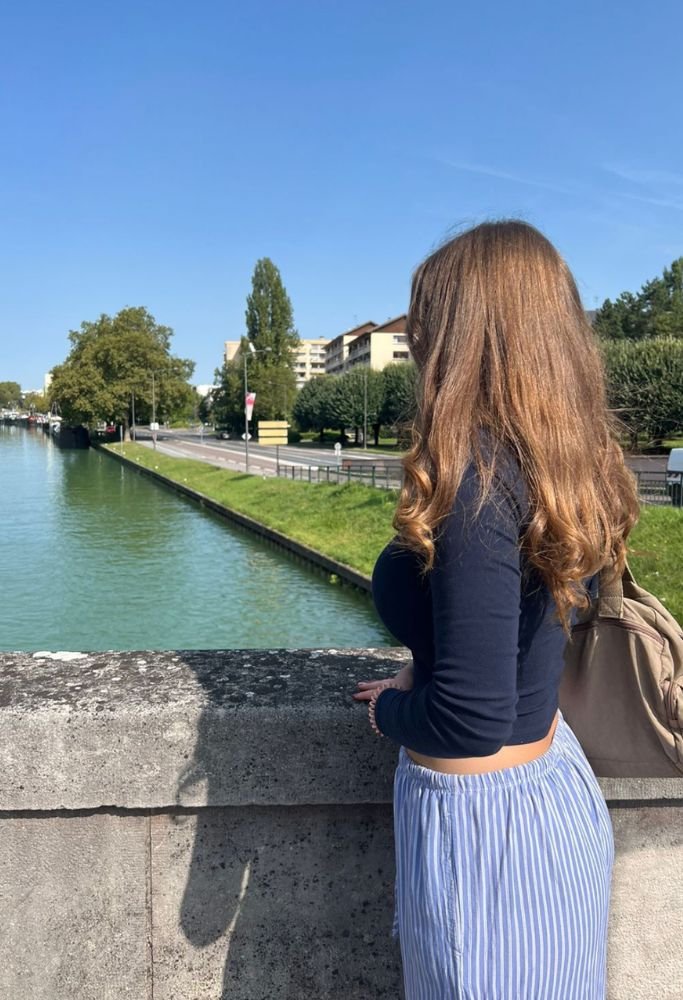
[{"x1": 1, "y1": 649, "x2": 681, "y2": 999}]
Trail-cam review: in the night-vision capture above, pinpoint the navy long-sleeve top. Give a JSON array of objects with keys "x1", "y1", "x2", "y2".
[{"x1": 371, "y1": 450, "x2": 597, "y2": 757}]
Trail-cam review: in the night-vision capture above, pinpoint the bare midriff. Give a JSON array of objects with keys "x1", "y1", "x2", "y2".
[{"x1": 405, "y1": 710, "x2": 560, "y2": 774}]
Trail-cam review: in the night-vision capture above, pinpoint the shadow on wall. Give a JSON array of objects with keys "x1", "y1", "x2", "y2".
[{"x1": 169, "y1": 651, "x2": 402, "y2": 1000}]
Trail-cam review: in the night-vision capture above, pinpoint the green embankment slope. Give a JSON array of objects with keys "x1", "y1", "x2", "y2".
[{"x1": 105, "y1": 443, "x2": 683, "y2": 622}]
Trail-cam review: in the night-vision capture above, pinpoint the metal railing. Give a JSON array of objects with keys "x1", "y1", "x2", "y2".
[
  {"x1": 275, "y1": 465, "x2": 676, "y2": 505},
  {"x1": 275, "y1": 461, "x2": 404, "y2": 490},
  {"x1": 632, "y1": 471, "x2": 675, "y2": 506}
]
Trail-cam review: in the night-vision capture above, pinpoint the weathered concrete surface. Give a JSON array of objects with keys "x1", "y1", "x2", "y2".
[
  {"x1": 607, "y1": 806, "x2": 683, "y2": 1000},
  {"x1": 0, "y1": 813, "x2": 149, "y2": 1000},
  {"x1": 150, "y1": 804, "x2": 401, "y2": 1000},
  {"x1": 0, "y1": 648, "x2": 406, "y2": 811},
  {"x1": 0, "y1": 650, "x2": 682, "y2": 1000}
]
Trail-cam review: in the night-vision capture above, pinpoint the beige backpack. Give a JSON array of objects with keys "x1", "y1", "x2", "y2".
[{"x1": 560, "y1": 560, "x2": 683, "y2": 778}]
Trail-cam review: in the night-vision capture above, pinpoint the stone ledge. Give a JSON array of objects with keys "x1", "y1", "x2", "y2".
[
  {"x1": 1, "y1": 650, "x2": 681, "y2": 813},
  {"x1": 0, "y1": 649, "x2": 407, "y2": 811}
]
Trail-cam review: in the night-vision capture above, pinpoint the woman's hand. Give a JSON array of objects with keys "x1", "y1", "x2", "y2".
[{"x1": 352, "y1": 662, "x2": 414, "y2": 701}]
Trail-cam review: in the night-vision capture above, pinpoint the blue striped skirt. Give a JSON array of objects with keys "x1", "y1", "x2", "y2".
[{"x1": 391, "y1": 710, "x2": 614, "y2": 999}]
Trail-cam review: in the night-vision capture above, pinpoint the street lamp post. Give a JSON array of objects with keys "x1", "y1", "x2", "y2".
[
  {"x1": 243, "y1": 344, "x2": 272, "y2": 473},
  {"x1": 149, "y1": 369, "x2": 167, "y2": 450}
]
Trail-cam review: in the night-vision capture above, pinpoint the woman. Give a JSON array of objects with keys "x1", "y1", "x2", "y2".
[{"x1": 353, "y1": 220, "x2": 640, "y2": 1000}]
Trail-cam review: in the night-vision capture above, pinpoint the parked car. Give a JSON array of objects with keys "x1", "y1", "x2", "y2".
[{"x1": 666, "y1": 447, "x2": 683, "y2": 507}]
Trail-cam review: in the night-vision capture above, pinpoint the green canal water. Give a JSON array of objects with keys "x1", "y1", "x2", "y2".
[{"x1": 0, "y1": 426, "x2": 397, "y2": 652}]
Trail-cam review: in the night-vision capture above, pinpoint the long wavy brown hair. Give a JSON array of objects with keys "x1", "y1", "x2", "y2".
[{"x1": 393, "y1": 219, "x2": 641, "y2": 635}]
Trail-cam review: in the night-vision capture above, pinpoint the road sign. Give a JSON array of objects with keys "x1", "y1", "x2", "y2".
[
  {"x1": 150, "y1": 421, "x2": 160, "y2": 431},
  {"x1": 241, "y1": 432, "x2": 252, "y2": 441},
  {"x1": 257, "y1": 420, "x2": 289, "y2": 446}
]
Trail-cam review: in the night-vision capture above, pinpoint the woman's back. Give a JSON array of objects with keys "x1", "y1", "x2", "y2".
[{"x1": 371, "y1": 445, "x2": 598, "y2": 757}]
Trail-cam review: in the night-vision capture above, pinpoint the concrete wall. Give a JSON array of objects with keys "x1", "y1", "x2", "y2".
[{"x1": 0, "y1": 648, "x2": 681, "y2": 999}]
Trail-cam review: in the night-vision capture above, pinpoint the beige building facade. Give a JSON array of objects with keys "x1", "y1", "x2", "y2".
[
  {"x1": 223, "y1": 315, "x2": 412, "y2": 390},
  {"x1": 323, "y1": 321, "x2": 377, "y2": 376},
  {"x1": 343, "y1": 315, "x2": 410, "y2": 371},
  {"x1": 223, "y1": 337, "x2": 330, "y2": 390},
  {"x1": 293, "y1": 337, "x2": 328, "y2": 389}
]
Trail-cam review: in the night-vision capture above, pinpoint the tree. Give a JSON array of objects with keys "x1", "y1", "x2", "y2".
[
  {"x1": 22, "y1": 391, "x2": 49, "y2": 413},
  {"x1": 326, "y1": 366, "x2": 385, "y2": 445},
  {"x1": 380, "y1": 362, "x2": 418, "y2": 431},
  {"x1": 594, "y1": 257, "x2": 683, "y2": 341},
  {"x1": 0, "y1": 381, "x2": 21, "y2": 407},
  {"x1": 48, "y1": 307, "x2": 195, "y2": 438},
  {"x1": 242, "y1": 258, "x2": 300, "y2": 421},
  {"x1": 601, "y1": 337, "x2": 683, "y2": 447},
  {"x1": 210, "y1": 359, "x2": 245, "y2": 434},
  {"x1": 292, "y1": 375, "x2": 337, "y2": 441}
]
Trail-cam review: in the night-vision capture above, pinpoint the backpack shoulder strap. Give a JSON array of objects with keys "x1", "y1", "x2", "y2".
[{"x1": 597, "y1": 559, "x2": 636, "y2": 619}]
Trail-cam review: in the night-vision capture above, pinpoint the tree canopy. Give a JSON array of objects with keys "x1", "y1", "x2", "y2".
[
  {"x1": 594, "y1": 258, "x2": 683, "y2": 340},
  {"x1": 0, "y1": 381, "x2": 22, "y2": 407},
  {"x1": 48, "y1": 307, "x2": 195, "y2": 436},
  {"x1": 601, "y1": 336, "x2": 683, "y2": 446},
  {"x1": 210, "y1": 258, "x2": 300, "y2": 427},
  {"x1": 291, "y1": 362, "x2": 417, "y2": 446},
  {"x1": 242, "y1": 258, "x2": 300, "y2": 421}
]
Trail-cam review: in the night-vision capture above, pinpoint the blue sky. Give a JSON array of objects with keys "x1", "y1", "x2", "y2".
[{"x1": 2, "y1": 0, "x2": 682, "y2": 390}]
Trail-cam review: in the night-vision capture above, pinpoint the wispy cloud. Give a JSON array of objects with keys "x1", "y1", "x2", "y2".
[
  {"x1": 434, "y1": 156, "x2": 683, "y2": 220},
  {"x1": 438, "y1": 159, "x2": 578, "y2": 197},
  {"x1": 602, "y1": 164, "x2": 683, "y2": 187},
  {"x1": 614, "y1": 190, "x2": 683, "y2": 212},
  {"x1": 600, "y1": 163, "x2": 683, "y2": 212}
]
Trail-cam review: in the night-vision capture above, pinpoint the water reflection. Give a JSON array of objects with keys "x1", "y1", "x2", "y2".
[{"x1": 0, "y1": 428, "x2": 397, "y2": 652}]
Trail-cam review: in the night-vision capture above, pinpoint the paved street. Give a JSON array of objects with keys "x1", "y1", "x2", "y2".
[
  {"x1": 129, "y1": 427, "x2": 669, "y2": 480},
  {"x1": 130, "y1": 427, "x2": 401, "y2": 479}
]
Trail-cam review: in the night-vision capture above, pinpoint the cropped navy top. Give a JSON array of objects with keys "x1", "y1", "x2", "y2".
[{"x1": 371, "y1": 449, "x2": 597, "y2": 757}]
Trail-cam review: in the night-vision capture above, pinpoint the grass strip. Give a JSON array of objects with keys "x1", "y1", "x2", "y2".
[
  {"x1": 105, "y1": 443, "x2": 683, "y2": 622},
  {"x1": 627, "y1": 506, "x2": 683, "y2": 622}
]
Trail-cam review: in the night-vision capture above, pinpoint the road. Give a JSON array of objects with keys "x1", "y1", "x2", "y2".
[
  {"x1": 131, "y1": 427, "x2": 669, "y2": 471},
  {"x1": 130, "y1": 428, "x2": 401, "y2": 479}
]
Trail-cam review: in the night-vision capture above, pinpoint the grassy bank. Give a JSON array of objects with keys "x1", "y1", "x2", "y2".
[
  {"x1": 627, "y1": 506, "x2": 683, "y2": 621},
  {"x1": 104, "y1": 443, "x2": 683, "y2": 622}
]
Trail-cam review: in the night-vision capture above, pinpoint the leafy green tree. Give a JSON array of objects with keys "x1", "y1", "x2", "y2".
[
  {"x1": 327, "y1": 366, "x2": 385, "y2": 445},
  {"x1": 198, "y1": 390, "x2": 215, "y2": 425},
  {"x1": 292, "y1": 375, "x2": 337, "y2": 441},
  {"x1": 601, "y1": 337, "x2": 683, "y2": 446},
  {"x1": 595, "y1": 258, "x2": 683, "y2": 340},
  {"x1": 48, "y1": 307, "x2": 195, "y2": 438},
  {"x1": 210, "y1": 359, "x2": 244, "y2": 434},
  {"x1": 242, "y1": 258, "x2": 299, "y2": 420},
  {"x1": 22, "y1": 391, "x2": 49, "y2": 412},
  {"x1": 380, "y1": 362, "x2": 418, "y2": 430},
  {"x1": 0, "y1": 381, "x2": 21, "y2": 407}
]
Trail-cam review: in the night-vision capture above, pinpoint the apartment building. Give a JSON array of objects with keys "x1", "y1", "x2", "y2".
[
  {"x1": 223, "y1": 337, "x2": 330, "y2": 390},
  {"x1": 293, "y1": 337, "x2": 328, "y2": 389},
  {"x1": 224, "y1": 340, "x2": 242, "y2": 364},
  {"x1": 344, "y1": 315, "x2": 410, "y2": 371},
  {"x1": 323, "y1": 321, "x2": 377, "y2": 376}
]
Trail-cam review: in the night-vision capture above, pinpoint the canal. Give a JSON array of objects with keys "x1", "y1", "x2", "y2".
[{"x1": 0, "y1": 426, "x2": 396, "y2": 653}]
